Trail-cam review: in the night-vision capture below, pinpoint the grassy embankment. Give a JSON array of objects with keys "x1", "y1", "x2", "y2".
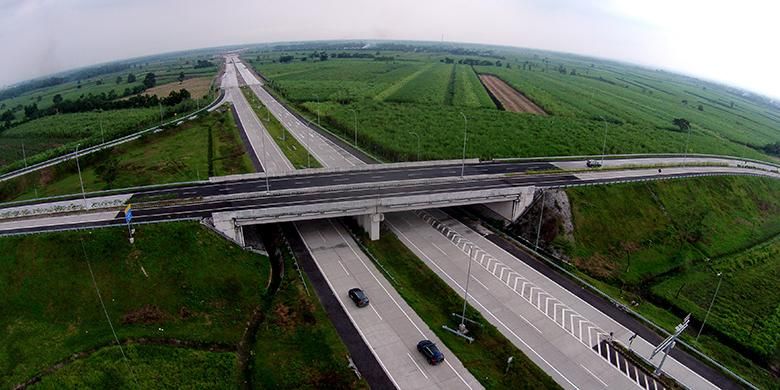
[
  {"x1": 251, "y1": 242, "x2": 366, "y2": 389},
  {"x1": 0, "y1": 222, "x2": 269, "y2": 388},
  {"x1": 240, "y1": 86, "x2": 322, "y2": 169},
  {"x1": 350, "y1": 223, "x2": 560, "y2": 389},
  {"x1": 559, "y1": 176, "x2": 780, "y2": 388},
  {"x1": 0, "y1": 107, "x2": 252, "y2": 202}
]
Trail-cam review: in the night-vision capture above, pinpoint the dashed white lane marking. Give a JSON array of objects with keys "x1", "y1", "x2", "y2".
[
  {"x1": 581, "y1": 364, "x2": 609, "y2": 388},
  {"x1": 470, "y1": 275, "x2": 490, "y2": 291},
  {"x1": 431, "y1": 242, "x2": 448, "y2": 256},
  {"x1": 407, "y1": 353, "x2": 429, "y2": 380},
  {"x1": 370, "y1": 304, "x2": 383, "y2": 321},
  {"x1": 337, "y1": 259, "x2": 350, "y2": 276}
]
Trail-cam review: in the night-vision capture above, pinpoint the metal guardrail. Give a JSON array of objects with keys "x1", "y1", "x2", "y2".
[
  {"x1": 0, "y1": 89, "x2": 226, "y2": 183},
  {"x1": 493, "y1": 152, "x2": 780, "y2": 170}
]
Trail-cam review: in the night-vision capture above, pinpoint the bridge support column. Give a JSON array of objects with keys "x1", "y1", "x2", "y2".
[
  {"x1": 356, "y1": 213, "x2": 384, "y2": 241},
  {"x1": 212, "y1": 213, "x2": 245, "y2": 247},
  {"x1": 483, "y1": 186, "x2": 536, "y2": 223}
]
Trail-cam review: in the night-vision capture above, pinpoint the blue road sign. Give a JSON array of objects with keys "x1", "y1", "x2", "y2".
[{"x1": 125, "y1": 209, "x2": 133, "y2": 223}]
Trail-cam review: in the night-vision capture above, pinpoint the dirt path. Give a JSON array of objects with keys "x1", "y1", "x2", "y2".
[
  {"x1": 15, "y1": 338, "x2": 235, "y2": 389},
  {"x1": 479, "y1": 74, "x2": 547, "y2": 115}
]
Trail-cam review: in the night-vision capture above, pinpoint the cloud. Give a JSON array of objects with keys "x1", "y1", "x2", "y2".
[{"x1": 0, "y1": 0, "x2": 778, "y2": 98}]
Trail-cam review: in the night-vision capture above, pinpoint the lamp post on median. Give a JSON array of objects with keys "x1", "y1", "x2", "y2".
[
  {"x1": 349, "y1": 108, "x2": 358, "y2": 147},
  {"x1": 21, "y1": 142, "x2": 27, "y2": 168},
  {"x1": 599, "y1": 115, "x2": 608, "y2": 166},
  {"x1": 683, "y1": 124, "x2": 692, "y2": 167},
  {"x1": 459, "y1": 242, "x2": 475, "y2": 333},
  {"x1": 75, "y1": 144, "x2": 87, "y2": 209},
  {"x1": 260, "y1": 122, "x2": 270, "y2": 193},
  {"x1": 697, "y1": 271, "x2": 723, "y2": 340},
  {"x1": 460, "y1": 112, "x2": 468, "y2": 177},
  {"x1": 409, "y1": 131, "x2": 420, "y2": 161}
]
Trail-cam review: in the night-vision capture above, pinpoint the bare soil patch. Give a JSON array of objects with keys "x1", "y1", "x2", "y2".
[
  {"x1": 479, "y1": 74, "x2": 547, "y2": 115},
  {"x1": 142, "y1": 77, "x2": 213, "y2": 99}
]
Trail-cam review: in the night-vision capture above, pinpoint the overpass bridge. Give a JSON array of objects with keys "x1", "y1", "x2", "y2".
[{"x1": 0, "y1": 157, "x2": 775, "y2": 243}]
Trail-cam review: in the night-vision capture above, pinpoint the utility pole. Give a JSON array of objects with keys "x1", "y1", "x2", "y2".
[
  {"x1": 21, "y1": 142, "x2": 27, "y2": 168},
  {"x1": 599, "y1": 115, "x2": 608, "y2": 165},
  {"x1": 535, "y1": 190, "x2": 546, "y2": 249},
  {"x1": 409, "y1": 131, "x2": 421, "y2": 161},
  {"x1": 315, "y1": 94, "x2": 320, "y2": 126},
  {"x1": 349, "y1": 109, "x2": 358, "y2": 147},
  {"x1": 100, "y1": 114, "x2": 105, "y2": 144},
  {"x1": 683, "y1": 124, "x2": 692, "y2": 166},
  {"x1": 75, "y1": 144, "x2": 87, "y2": 209},
  {"x1": 460, "y1": 112, "x2": 468, "y2": 177},
  {"x1": 697, "y1": 272, "x2": 723, "y2": 340}
]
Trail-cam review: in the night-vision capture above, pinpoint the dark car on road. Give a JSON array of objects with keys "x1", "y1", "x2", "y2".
[
  {"x1": 417, "y1": 339, "x2": 445, "y2": 365},
  {"x1": 586, "y1": 159, "x2": 603, "y2": 168},
  {"x1": 348, "y1": 288, "x2": 369, "y2": 307}
]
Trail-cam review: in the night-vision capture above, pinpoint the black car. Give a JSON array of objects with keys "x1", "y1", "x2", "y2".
[
  {"x1": 417, "y1": 340, "x2": 445, "y2": 365},
  {"x1": 348, "y1": 288, "x2": 369, "y2": 307}
]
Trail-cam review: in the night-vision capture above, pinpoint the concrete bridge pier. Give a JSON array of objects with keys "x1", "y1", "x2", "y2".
[
  {"x1": 482, "y1": 186, "x2": 536, "y2": 223},
  {"x1": 212, "y1": 214, "x2": 246, "y2": 247},
  {"x1": 356, "y1": 213, "x2": 384, "y2": 241}
]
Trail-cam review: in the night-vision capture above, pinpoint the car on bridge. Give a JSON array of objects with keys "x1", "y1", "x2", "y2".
[{"x1": 586, "y1": 159, "x2": 603, "y2": 168}]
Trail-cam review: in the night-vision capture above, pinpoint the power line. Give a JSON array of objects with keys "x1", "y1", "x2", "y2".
[{"x1": 80, "y1": 237, "x2": 139, "y2": 385}]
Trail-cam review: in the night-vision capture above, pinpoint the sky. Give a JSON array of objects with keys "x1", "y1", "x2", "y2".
[{"x1": 1, "y1": 0, "x2": 779, "y2": 98}]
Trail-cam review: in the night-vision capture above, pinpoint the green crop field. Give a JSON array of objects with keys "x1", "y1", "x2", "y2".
[
  {"x1": 0, "y1": 54, "x2": 219, "y2": 171},
  {"x1": 0, "y1": 222, "x2": 269, "y2": 388},
  {"x1": 0, "y1": 107, "x2": 160, "y2": 167},
  {"x1": 554, "y1": 176, "x2": 780, "y2": 388},
  {"x1": 248, "y1": 49, "x2": 779, "y2": 163},
  {"x1": 0, "y1": 107, "x2": 252, "y2": 202}
]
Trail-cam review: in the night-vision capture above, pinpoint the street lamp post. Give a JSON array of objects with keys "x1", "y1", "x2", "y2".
[
  {"x1": 349, "y1": 109, "x2": 358, "y2": 147},
  {"x1": 459, "y1": 243, "x2": 475, "y2": 333},
  {"x1": 599, "y1": 116, "x2": 608, "y2": 166},
  {"x1": 158, "y1": 101, "x2": 163, "y2": 125},
  {"x1": 75, "y1": 144, "x2": 87, "y2": 209},
  {"x1": 409, "y1": 131, "x2": 421, "y2": 161},
  {"x1": 697, "y1": 272, "x2": 723, "y2": 340},
  {"x1": 460, "y1": 112, "x2": 467, "y2": 177},
  {"x1": 260, "y1": 123, "x2": 270, "y2": 193}
]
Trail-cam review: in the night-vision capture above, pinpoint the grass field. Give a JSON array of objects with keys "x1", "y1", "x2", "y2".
[
  {"x1": 555, "y1": 176, "x2": 780, "y2": 387},
  {"x1": 249, "y1": 50, "x2": 779, "y2": 163},
  {"x1": 350, "y1": 222, "x2": 560, "y2": 389},
  {"x1": 241, "y1": 87, "x2": 322, "y2": 169},
  {"x1": 0, "y1": 222, "x2": 269, "y2": 388},
  {"x1": 35, "y1": 345, "x2": 238, "y2": 389},
  {"x1": 0, "y1": 107, "x2": 252, "y2": 202},
  {"x1": 251, "y1": 243, "x2": 366, "y2": 389}
]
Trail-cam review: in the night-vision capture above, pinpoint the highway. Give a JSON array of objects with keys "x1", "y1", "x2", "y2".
[
  {"x1": 227, "y1": 55, "x2": 485, "y2": 389},
  {"x1": 0, "y1": 54, "x2": 776, "y2": 389}
]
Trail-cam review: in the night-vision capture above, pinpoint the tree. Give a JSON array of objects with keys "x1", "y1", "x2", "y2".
[
  {"x1": 178, "y1": 71, "x2": 185, "y2": 82},
  {"x1": 143, "y1": 72, "x2": 156, "y2": 89},
  {"x1": 115, "y1": 75, "x2": 123, "y2": 84},
  {"x1": 127, "y1": 73, "x2": 136, "y2": 83},
  {"x1": 698, "y1": 104, "x2": 704, "y2": 111},
  {"x1": 23, "y1": 103, "x2": 39, "y2": 119},
  {"x1": 1, "y1": 110, "x2": 13, "y2": 127},
  {"x1": 95, "y1": 156, "x2": 119, "y2": 187},
  {"x1": 672, "y1": 118, "x2": 690, "y2": 132},
  {"x1": 52, "y1": 94, "x2": 63, "y2": 105}
]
